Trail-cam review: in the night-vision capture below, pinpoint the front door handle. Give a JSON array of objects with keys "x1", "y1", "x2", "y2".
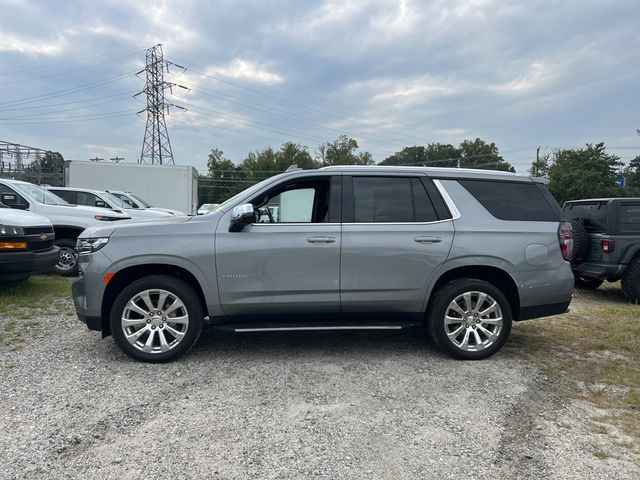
[
  {"x1": 414, "y1": 236, "x2": 442, "y2": 244},
  {"x1": 307, "y1": 236, "x2": 336, "y2": 244}
]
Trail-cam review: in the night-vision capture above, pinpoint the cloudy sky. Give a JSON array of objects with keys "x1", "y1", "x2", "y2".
[{"x1": 1, "y1": 0, "x2": 639, "y2": 173}]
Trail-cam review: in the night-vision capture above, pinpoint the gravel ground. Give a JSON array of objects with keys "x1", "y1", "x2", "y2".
[{"x1": 1, "y1": 294, "x2": 638, "y2": 480}]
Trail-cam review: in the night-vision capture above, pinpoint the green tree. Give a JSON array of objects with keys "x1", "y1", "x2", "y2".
[
  {"x1": 623, "y1": 155, "x2": 640, "y2": 195},
  {"x1": 529, "y1": 153, "x2": 550, "y2": 177},
  {"x1": 317, "y1": 135, "x2": 374, "y2": 166},
  {"x1": 277, "y1": 142, "x2": 318, "y2": 170},
  {"x1": 381, "y1": 143, "x2": 461, "y2": 168},
  {"x1": 459, "y1": 138, "x2": 514, "y2": 172},
  {"x1": 200, "y1": 148, "x2": 244, "y2": 204},
  {"x1": 548, "y1": 143, "x2": 625, "y2": 205},
  {"x1": 29, "y1": 151, "x2": 64, "y2": 173}
]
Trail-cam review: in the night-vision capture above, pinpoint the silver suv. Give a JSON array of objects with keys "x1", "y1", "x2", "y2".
[{"x1": 72, "y1": 166, "x2": 574, "y2": 362}]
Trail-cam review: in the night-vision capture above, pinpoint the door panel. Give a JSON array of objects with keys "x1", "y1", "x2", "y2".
[
  {"x1": 340, "y1": 174, "x2": 454, "y2": 313},
  {"x1": 340, "y1": 222, "x2": 454, "y2": 313},
  {"x1": 215, "y1": 223, "x2": 341, "y2": 315}
]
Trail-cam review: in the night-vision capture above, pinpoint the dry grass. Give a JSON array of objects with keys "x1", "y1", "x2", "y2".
[
  {"x1": 0, "y1": 275, "x2": 73, "y2": 349},
  {"x1": 511, "y1": 281, "x2": 640, "y2": 455}
]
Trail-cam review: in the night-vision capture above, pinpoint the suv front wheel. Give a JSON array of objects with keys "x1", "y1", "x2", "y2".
[
  {"x1": 428, "y1": 279, "x2": 512, "y2": 360},
  {"x1": 110, "y1": 275, "x2": 204, "y2": 363}
]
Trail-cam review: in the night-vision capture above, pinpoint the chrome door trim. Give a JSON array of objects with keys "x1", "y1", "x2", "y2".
[{"x1": 433, "y1": 179, "x2": 461, "y2": 220}]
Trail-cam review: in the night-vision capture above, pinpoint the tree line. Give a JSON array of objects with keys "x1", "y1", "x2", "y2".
[{"x1": 199, "y1": 135, "x2": 515, "y2": 204}]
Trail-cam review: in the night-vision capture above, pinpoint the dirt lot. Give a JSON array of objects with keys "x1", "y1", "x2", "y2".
[{"x1": 0, "y1": 277, "x2": 638, "y2": 479}]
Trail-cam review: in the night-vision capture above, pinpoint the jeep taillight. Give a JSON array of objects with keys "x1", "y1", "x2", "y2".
[
  {"x1": 558, "y1": 221, "x2": 573, "y2": 261},
  {"x1": 601, "y1": 239, "x2": 615, "y2": 253}
]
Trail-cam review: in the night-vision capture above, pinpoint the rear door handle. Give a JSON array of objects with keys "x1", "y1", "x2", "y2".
[
  {"x1": 414, "y1": 236, "x2": 442, "y2": 244},
  {"x1": 307, "y1": 236, "x2": 336, "y2": 244}
]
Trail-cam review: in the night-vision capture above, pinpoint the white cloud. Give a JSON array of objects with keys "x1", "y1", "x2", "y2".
[
  {"x1": 208, "y1": 59, "x2": 284, "y2": 85},
  {"x1": 0, "y1": 32, "x2": 65, "y2": 55}
]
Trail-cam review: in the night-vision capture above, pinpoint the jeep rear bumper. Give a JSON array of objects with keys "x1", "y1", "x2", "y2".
[{"x1": 572, "y1": 262, "x2": 625, "y2": 280}]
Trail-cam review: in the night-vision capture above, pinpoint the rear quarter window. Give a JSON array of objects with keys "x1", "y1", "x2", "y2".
[
  {"x1": 459, "y1": 180, "x2": 560, "y2": 222},
  {"x1": 563, "y1": 203, "x2": 607, "y2": 232}
]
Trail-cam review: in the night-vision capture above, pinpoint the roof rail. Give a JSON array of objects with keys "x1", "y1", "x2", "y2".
[{"x1": 285, "y1": 164, "x2": 301, "y2": 172}]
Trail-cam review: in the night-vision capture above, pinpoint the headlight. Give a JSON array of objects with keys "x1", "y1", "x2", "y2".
[
  {"x1": 0, "y1": 225, "x2": 24, "y2": 236},
  {"x1": 95, "y1": 215, "x2": 121, "y2": 221},
  {"x1": 77, "y1": 237, "x2": 109, "y2": 254}
]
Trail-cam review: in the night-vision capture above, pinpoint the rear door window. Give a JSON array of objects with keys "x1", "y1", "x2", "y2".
[
  {"x1": 563, "y1": 203, "x2": 607, "y2": 232},
  {"x1": 351, "y1": 177, "x2": 438, "y2": 223},
  {"x1": 51, "y1": 190, "x2": 75, "y2": 203},
  {"x1": 459, "y1": 180, "x2": 560, "y2": 221}
]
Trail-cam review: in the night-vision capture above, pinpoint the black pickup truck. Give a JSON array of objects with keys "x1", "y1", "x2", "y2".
[{"x1": 0, "y1": 203, "x2": 59, "y2": 282}]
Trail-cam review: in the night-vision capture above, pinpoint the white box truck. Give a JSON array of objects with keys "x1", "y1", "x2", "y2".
[{"x1": 64, "y1": 161, "x2": 198, "y2": 215}]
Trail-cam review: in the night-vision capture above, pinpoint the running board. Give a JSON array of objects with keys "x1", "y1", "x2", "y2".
[{"x1": 234, "y1": 325, "x2": 403, "y2": 333}]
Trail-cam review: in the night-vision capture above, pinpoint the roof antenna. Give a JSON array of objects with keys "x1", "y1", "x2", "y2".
[{"x1": 285, "y1": 164, "x2": 301, "y2": 172}]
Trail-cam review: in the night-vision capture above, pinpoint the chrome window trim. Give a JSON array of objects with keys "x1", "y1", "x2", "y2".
[{"x1": 433, "y1": 179, "x2": 461, "y2": 220}]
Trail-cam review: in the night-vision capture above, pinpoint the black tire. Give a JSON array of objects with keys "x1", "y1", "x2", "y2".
[
  {"x1": 427, "y1": 279, "x2": 512, "y2": 360},
  {"x1": 621, "y1": 258, "x2": 640, "y2": 303},
  {"x1": 53, "y1": 238, "x2": 79, "y2": 277},
  {"x1": 570, "y1": 219, "x2": 589, "y2": 264},
  {"x1": 574, "y1": 276, "x2": 604, "y2": 290},
  {"x1": 110, "y1": 275, "x2": 204, "y2": 363}
]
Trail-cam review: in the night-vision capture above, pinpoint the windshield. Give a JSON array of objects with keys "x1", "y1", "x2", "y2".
[
  {"x1": 16, "y1": 183, "x2": 69, "y2": 205},
  {"x1": 103, "y1": 192, "x2": 128, "y2": 209},
  {"x1": 128, "y1": 193, "x2": 150, "y2": 208},
  {"x1": 215, "y1": 175, "x2": 283, "y2": 213}
]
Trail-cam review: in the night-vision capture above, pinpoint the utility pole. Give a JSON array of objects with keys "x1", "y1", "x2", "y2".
[{"x1": 135, "y1": 44, "x2": 187, "y2": 165}]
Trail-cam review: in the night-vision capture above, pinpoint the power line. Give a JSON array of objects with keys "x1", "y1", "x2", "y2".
[
  {"x1": 0, "y1": 47, "x2": 143, "y2": 77},
  {"x1": 0, "y1": 71, "x2": 136, "y2": 109}
]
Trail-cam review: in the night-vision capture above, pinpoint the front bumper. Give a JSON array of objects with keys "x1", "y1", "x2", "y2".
[{"x1": 0, "y1": 247, "x2": 60, "y2": 281}]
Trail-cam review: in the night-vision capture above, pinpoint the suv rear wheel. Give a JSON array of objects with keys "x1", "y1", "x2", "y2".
[
  {"x1": 110, "y1": 275, "x2": 204, "y2": 363},
  {"x1": 428, "y1": 279, "x2": 512, "y2": 360}
]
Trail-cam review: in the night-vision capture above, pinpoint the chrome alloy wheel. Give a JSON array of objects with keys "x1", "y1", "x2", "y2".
[
  {"x1": 57, "y1": 247, "x2": 78, "y2": 271},
  {"x1": 444, "y1": 291, "x2": 503, "y2": 352},
  {"x1": 121, "y1": 289, "x2": 190, "y2": 354}
]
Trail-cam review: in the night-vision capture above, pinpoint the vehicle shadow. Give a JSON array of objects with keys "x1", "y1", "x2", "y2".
[{"x1": 189, "y1": 325, "x2": 451, "y2": 361}]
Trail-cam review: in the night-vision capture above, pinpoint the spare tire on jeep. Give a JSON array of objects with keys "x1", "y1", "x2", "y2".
[{"x1": 570, "y1": 219, "x2": 589, "y2": 264}]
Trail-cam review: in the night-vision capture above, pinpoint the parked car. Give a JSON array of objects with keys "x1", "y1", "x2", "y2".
[
  {"x1": 72, "y1": 166, "x2": 574, "y2": 363},
  {"x1": 106, "y1": 190, "x2": 185, "y2": 216},
  {"x1": 0, "y1": 202, "x2": 59, "y2": 282},
  {"x1": 197, "y1": 203, "x2": 219, "y2": 215},
  {"x1": 0, "y1": 179, "x2": 131, "y2": 276},
  {"x1": 564, "y1": 197, "x2": 640, "y2": 301},
  {"x1": 47, "y1": 187, "x2": 173, "y2": 220}
]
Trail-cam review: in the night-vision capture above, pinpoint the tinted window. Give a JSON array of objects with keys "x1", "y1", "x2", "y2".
[
  {"x1": 0, "y1": 184, "x2": 29, "y2": 208},
  {"x1": 563, "y1": 203, "x2": 607, "y2": 232},
  {"x1": 460, "y1": 180, "x2": 559, "y2": 222},
  {"x1": 352, "y1": 177, "x2": 438, "y2": 223},
  {"x1": 619, "y1": 205, "x2": 640, "y2": 233},
  {"x1": 76, "y1": 191, "x2": 104, "y2": 208},
  {"x1": 51, "y1": 190, "x2": 75, "y2": 203}
]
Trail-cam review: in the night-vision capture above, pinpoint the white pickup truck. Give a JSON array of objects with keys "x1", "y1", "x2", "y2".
[{"x1": 0, "y1": 179, "x2": 131, "y2": 276}]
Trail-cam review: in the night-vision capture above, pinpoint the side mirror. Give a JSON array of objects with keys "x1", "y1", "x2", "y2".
[
  {"x1": 229, "y1": 203, "x2": 255, "y2": 232},
  {"x1": 0, "y1": 193, "x2": 27, "y2": 210},
  {"x1": 95, "y1": 200, "x2": 107, "y2": 208}
]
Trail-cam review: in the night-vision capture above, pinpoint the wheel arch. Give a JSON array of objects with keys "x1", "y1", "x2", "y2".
[
  {"x1": 426, "y1": 265, "x2": 520, "y2": 320},
  {"x1": 100, "y1": 264, "x2": 208, "y2": 337}
]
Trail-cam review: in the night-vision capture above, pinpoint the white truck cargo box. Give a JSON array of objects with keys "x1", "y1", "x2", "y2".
[{"x1": 64, "y1": 161, "x2": 198, "y2": 215}]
